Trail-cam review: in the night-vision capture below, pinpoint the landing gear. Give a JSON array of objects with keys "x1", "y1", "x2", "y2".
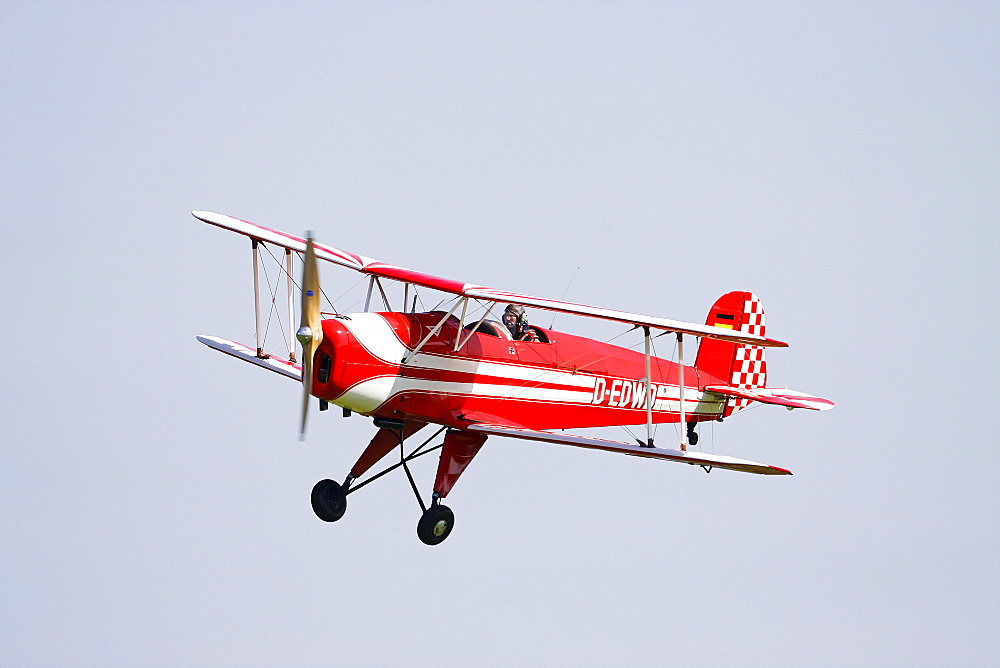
[
  {"x1": 417, "y1": 503, "x2": 455, "y2": 546},
  {"x1": 686, "y1": 422, "x2": 699, "y2": 446},
  {"x1": 308, "y1": 422, "x2": 478, "y2": 545},
  {"x1": 311, "y1": 479, "x2": 348, "y2": 522}
]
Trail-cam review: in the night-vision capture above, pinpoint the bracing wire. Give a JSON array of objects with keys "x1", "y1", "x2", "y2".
[
  {"x1": 323, "y1": 275, "x2": 367, "y2": 314},
  {"x1": 548, "y1": 266, "x2": 581, "y2": 329},
  {"x1": 256, "y1": 244, "x2": 291, "y2": 355},
  {"x1": 619, "y1": 423, "x2": 641, "y2": 444},
  {"x1": 258, "y1": 257, "x2": 278, "y2": 349},
  {"x1": 260, "y1": 242, "x2": 348, "y2": 315}
]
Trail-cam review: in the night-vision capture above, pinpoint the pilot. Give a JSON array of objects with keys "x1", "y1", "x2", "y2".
[{"x1": 502, "y1": 304, "x2": 539, "y2": 342}]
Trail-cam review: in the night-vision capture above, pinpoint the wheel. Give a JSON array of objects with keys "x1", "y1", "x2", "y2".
[
  {"x1": 416, "y1": 504, "x2": 455, "y2": 545},
  {"x1": 311, "y1": 479, "x2": 347, "y2": 522}
]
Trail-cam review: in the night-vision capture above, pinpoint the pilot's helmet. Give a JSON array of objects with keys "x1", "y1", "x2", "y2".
[{"x1": 503, "y1": 304, "x2": 527, "y2": 329}]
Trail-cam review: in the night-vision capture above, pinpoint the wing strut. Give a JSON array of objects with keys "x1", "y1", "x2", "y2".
[
  {"x1": 251, "y1": 239, "x2": 298, "y2": 361},
  {"x1": 402, "y1": 298, "x2": 466, "y2": 365},
  {"x1": 639, "y1": 330, "x2": 688, "y2": 450},
  {"x1": 455, "y1": 302, "x2": 496, "y2": 351},
  {"x1": 678, "y1": 332, "x2": 687, "y2": 451},
  {"x1": 454, "y1": 297, "x2": 470, "y2": 350},
  {"x1": 375, "y1": 277, "x2": 392, "y2": 310},
  {"x1": 364, "y1": 276, "x2": 375, "y2": 312},
  {"x1": 251, "y1": 239, "x2": 265, "y2": 358},
  {"x1": 643, "y1": 326, "x2": 653, "y2": 447},
  {"x1": 285, "y1": 248, "x2": 296, "y2": 363}
]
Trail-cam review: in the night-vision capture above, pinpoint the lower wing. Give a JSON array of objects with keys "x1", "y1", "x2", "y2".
[
  {"x1": 464, "y1": 421, "x2": 791, "y2": 475},
  {"x1": 196, "y1": 335, "x2": 796, "y2": 475},
  {"x1": 197, "y1": 335, "x2": 302, "y2": 381}
]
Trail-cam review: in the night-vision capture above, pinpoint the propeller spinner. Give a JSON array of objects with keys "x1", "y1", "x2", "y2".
[{"x1": 296, "y1": 232, "x2": 323, "y2": 439}]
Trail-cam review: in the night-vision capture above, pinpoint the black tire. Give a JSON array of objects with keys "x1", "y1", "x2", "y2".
[
  {"x1": 416, "y1": 504, "x2": 455, "y2": 545},
  {"x1": 311, "y1": 479, "x2": 347, "y2": 522}
]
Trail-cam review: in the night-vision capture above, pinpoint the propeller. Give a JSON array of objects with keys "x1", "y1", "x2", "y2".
[{"x1": 296, "y1": 232, "x2": 323, "y2": 440}]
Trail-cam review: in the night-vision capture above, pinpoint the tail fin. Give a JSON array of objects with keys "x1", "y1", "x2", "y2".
[{"x1": 695, "y1": 291, "x2": 767, "y2": 417}]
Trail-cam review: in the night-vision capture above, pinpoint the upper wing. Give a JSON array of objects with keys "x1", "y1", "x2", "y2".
[
  {"x1": 194, "y1": 211, "x2": 786, "y2": 348},
  {"x1": 705, "y1": 385, "x2": 834, "y2": 411},
  {"x1": 464, "y1": 421, "x2": 791, "y2": 475}
]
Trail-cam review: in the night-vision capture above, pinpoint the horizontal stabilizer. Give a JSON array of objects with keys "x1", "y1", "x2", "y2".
[
  {"x1": 705, "y1": 385, "x2": 834, "y2": 411},
  {"x1": 197, "y1": 335, "x2": 302, "y2": 381},
  {"x1": 465, "y1": 422, "x2": 791, "y2": 475}
]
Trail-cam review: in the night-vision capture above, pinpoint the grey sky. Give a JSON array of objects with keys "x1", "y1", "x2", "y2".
[{"x1": 2, "y1": 2, "x2": 997, "y2": 665}]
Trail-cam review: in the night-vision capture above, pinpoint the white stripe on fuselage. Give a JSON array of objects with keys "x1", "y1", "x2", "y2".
[{"x1": 335, "y1": 313, "x2": 724, "y2": 416}]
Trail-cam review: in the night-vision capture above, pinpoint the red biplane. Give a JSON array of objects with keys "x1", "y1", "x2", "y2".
[{"x1": 195, "y1": 211, "x2": 833, "y2": 545}]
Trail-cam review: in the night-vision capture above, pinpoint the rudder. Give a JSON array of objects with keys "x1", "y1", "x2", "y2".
[{"x1": 695, "y1": 291, "x2": 767, "y2": 417}]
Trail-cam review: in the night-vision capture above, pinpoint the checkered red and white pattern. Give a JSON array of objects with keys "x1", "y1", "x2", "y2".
[{"x1": 729, "y1": 294, "x2": 767, "y2": 413}]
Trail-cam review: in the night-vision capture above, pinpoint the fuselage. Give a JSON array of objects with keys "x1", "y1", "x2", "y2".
[{"x1": 310, "y1": 311, "x2": 729, "y2": 431}]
